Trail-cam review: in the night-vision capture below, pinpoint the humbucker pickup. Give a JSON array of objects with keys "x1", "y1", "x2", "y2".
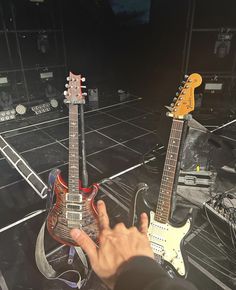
[
  {"x1": 66, "y1": 211, "x2": 82, "y2": 221},
  {"x1": 66, "y1": 203, "x2": 83, "y2": 211},
  {"x1": 66, "y1": 193, "x2": 83, "y2": 203}
]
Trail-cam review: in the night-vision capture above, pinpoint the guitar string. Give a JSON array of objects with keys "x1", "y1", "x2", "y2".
[{"x1": 155, "y1": 119, "x2": 184, "y2": 221}]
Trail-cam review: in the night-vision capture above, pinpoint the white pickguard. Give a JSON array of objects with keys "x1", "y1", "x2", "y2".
[{"x1": 148, "y1": 211, "x2": 191, "y2": 276}]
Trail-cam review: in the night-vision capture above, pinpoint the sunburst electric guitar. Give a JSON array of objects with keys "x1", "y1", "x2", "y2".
[
  {"x1": 47, "y1": 72, "x2": 99, "y2": 246},
  {"x1": 141, "y1": 73, "x2": 202, "y2": 277}
]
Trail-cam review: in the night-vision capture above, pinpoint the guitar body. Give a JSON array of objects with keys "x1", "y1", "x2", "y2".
[
  {"x1": 47, "y1": 169, "x2": 99, "y2": 246},
  {"x1": 46, "y1": 72, "x2": 100, "y2": 246},
  {"x1": 148, "y1": 210, "x2": 191, "y2": 277},
  {"x1": 132, "y1": 73, "x2": 202, "y2": 278}
]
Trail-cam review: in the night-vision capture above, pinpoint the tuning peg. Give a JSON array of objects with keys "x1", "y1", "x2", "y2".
[
  {"x1": 82, "y1": 92, "x2": 87, "y2": 96},
  {"x1": 173, "y1": 97, "x2": 178, "y2": 102},
  {"x1": 81, "y1": 77, "x2": 86, "y2": 82},
  {"x1": 63, "y1": 91, "x2": 68, "y2": 96},
  {"x1": 66, "y1": 76, "x2": 70, "y2": 81},
  {"x1": 81, "y1": 85, "x2": 86, "y2": 88},
  {"x1": 176, "y1": 92, "x2": 179, "y2": 97},
  {"x1": 166, "y1": 112, "x2": 173, "y2": 117},
  {"x1": 181, "y1": 80, "x2": 186, "y2": 85},
  {"x1": 184, "y1": 74, "x2": 189, "y2": 79}
]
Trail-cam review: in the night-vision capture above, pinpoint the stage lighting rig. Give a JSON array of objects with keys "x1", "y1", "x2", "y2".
[
  {"x1": 31, "y1": 102, "x2": 51, "y2": 115},
  {"x1": 0, "y1": 109, "x2": 16, "y2": 122}
]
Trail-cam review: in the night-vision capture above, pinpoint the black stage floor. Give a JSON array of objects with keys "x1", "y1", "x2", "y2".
[{"x1": 0, "y1": 96, "x2": 236, "y2": 290}]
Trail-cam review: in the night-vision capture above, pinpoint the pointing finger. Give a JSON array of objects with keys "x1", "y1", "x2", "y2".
[
  {"x1": 70, "y1": 229, "x2": 98, "y2": 265},
  {"x1": 139, "y1": 212, "x2": 149, "y2": 235},
  {"x1": 97, "y1": 200, "x2": 110, "y2": 231}
]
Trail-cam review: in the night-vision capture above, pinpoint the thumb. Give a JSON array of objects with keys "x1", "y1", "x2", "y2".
[{"x1": 70, "y1": 229, "x2": 98, "y2": 265}]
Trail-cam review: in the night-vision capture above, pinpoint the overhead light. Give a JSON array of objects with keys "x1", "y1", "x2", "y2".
[
  {"x1": 37, "y1": 33, "x2": 49, "y2": 54},
  {"x1": 16, "y1": 104, "x2": 27, "y2": 115},
  {"x1": 214, "y1": 28, "x2": 233, "y2": 58},
  {"x1": 50, "y1": 98, "x2": 58, "y2": 108},
  {"x1": 31, "y1": 103, "x2": 51, "y2": 115}
]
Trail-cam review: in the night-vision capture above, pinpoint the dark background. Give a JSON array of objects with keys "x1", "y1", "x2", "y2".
[{"x1": 0, "y1": 0, "x2": 236, "y2": 111}]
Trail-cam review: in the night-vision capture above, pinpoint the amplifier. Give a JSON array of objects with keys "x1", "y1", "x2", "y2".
[
  {"x1": 177, "y1": 170, "x2": 217, "y2": 207},
  {"x1": 203, "y1": 198, "x2": 236, "y2": 250}
]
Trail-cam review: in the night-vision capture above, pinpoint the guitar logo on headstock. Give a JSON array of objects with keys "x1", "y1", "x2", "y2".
[
  {"x1": 167, "y1": 73, "x2": 202, "y2": 119},
  {"x1": 64, "y1": 72, "x2": 87, "y2": 105}
]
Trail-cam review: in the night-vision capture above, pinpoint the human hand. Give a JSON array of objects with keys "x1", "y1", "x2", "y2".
[{"x1": 70, "y1": 200, "x2": 154, "y2": 290}]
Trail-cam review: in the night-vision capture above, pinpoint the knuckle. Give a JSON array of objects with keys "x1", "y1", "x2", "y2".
[
  {"x1": 114, "y1": 222, "x2": 125, "y2": 230},
  {"x1": 129, "y1": 226, "x2": 138, "y2": 233}
]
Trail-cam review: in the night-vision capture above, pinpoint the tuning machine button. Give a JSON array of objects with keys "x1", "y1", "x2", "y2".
[
  {"x1": 66, "y1": 76, "x2": 70, "y2": 81},
  {"x1": 172, "y1": 97, "x2": 178, "y2": 102},
  {"x1": 166, "y1": 112, "x2": 173, "y2": 117},
  {"x1": 65, "y1": 84, "x2": 69, "y2": 88},
  {"x1": 81, "y1": 77, "x2": 86, "y2": 82},
  {"x1": 63, "y1": 91, "x2": 68, "y2": 96},
  {"x1": 170, "y1": 103, "x2": 175, "y2": 107},
  {"x1": 178, "y1": 86, "x2": 183, "y2": 91},
  {"x1": 184, "y1": 74, "x2": 189, "y2": 79}
]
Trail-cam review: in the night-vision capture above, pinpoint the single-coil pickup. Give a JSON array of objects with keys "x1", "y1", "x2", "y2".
[
  {"x1": 66, "y1": 193, "x2": 83, "y2": 203},
  {"x1": 66, "y1": 203, "x2": 82, "y2": 211},
  {"x1": 66, "y1": 211, "x2": 82, "y2": 221},
  {"x1": 150, "y1": 242, "x2": 164, "y2": 251},
  {"x1": 150, "y1": 222, "x2": 169, "y2": 230},
  {"x1": 149, "y1": 234, "x2": 166, "y2": 242}
]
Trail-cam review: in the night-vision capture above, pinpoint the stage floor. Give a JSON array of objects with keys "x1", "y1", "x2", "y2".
[{"x1": 0, "y1": 96, "x2": 235, "y2": 289}]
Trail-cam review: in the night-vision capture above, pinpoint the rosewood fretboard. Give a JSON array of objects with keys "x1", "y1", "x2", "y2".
[
  {"x1": 68, "y1": 104, "x2": 80, "y2": 197},
  {"x1": 155, "y1": 118, "x2": 184, "y2": 223}
]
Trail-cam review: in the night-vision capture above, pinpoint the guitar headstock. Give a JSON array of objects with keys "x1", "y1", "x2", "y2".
[
  {"x1": 64, "y1": 72, "x2": 87, "y2": 104},
  {"x1": 167, "y1": 73, "x2": 202, "y2": 119}
]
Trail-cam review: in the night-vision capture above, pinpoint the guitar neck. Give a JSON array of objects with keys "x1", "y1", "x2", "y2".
[
  {"x1": 68, "y1": 104, "x2": 80, "y2": 195},
  {"x1": 155, "y1": 118, "x2": 185, "y2": 223}
]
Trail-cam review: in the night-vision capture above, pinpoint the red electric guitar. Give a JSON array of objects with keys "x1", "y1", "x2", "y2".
[{"x1": 47, "y1": 72, "x2": 99, "y2": 246}]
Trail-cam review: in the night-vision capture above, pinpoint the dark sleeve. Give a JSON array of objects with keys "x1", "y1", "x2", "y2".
[{"x1": 114, "y1": 256, "x2": 198, "y2": 290}]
